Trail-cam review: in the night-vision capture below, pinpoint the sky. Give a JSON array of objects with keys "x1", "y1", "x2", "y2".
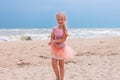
[{"x1": 0, "y1": 0, "x2": 120, "y2": 28}]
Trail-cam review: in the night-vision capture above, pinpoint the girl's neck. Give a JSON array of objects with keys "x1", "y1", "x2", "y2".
[{"x1": 58, "y1": 25, "x2": 64, "y2": 29}]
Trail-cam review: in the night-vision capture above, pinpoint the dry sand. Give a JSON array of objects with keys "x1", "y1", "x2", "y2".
[{"x1": 0, "y1": 37, "x2": 120, "y2": 80}]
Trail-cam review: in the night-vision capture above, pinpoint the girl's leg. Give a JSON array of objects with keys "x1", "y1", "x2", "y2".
[
  {"x1": 52, "y1": 58, "x2": 60, "y2": 80},
  {"x1": 59, "y1": 59, "x2": 64, "y2": 80}
]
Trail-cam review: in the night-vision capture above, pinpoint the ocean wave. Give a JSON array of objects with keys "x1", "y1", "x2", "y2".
[{"x1": 0, "y1": 28, "x2": 120, "y2": 42}]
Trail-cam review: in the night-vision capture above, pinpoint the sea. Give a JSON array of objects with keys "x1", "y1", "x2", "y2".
[{"x1": 0, "y1": 28, "x2": 120, "y2": 42}]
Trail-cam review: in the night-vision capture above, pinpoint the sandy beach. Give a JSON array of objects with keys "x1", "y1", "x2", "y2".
[{"x1": 0, "y1": 37, "x2": 120, "y2": 80}]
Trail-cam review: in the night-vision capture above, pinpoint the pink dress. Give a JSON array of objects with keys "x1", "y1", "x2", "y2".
[{"x1": 50, "y1": 27, "x2": 75, "y2": 60}]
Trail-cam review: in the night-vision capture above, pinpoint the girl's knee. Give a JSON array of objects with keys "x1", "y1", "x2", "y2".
[{"x1": 59, "y1": 60, "x2": 64, "y2": 69}]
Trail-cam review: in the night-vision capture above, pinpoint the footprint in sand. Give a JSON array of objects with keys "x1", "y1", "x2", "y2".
[
  {"x1": 39, "y1": 55, "x2": 48, "y2": 59},
  {"x1": 17, "y1": 61, "x2": 31, "y2": 67},
  {"x1": 65, "y1": 60, "x2": 77, "y2": 64}
]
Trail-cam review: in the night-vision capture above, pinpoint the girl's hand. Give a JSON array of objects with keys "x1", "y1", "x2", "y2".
[
  {"x1": 48, "y1": 41, "x2": 52, "y2": 46},
  {"x1": 48, "y1": 41, "x2": 54, "y2": 46}
]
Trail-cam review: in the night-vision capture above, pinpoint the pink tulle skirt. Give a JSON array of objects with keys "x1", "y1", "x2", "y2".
[{"x1": 50, "y1": 44, "x2": 75, "y2": 60}]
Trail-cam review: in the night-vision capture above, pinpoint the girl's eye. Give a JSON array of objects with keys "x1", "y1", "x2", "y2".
[
  {"x1": 61, "y1": 19, "x2": 63, "y2": 21},
  {"x1": 57, "y1": 18, "x2": 64, "y2": 21}
]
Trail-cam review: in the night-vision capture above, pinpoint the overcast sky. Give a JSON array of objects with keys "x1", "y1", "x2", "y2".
[{"x1": 0, "y1": 0, "x2": 120, "y2": 28}]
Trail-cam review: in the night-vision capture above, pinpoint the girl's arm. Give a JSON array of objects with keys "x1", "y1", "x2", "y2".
[
  {"x1": 52, "y1": 34, "x2": 68, "y2": 43},
  {"x1": 50, "y1": 32, "x2": 54, "y2": 41},
  {"x1": 48, "y1": 32, "x2": 55, "y2": 45}
]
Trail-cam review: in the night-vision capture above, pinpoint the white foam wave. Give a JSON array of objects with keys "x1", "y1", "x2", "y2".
[{"x1": 0, "y1": 28, "x2": 120, "y2": 42}]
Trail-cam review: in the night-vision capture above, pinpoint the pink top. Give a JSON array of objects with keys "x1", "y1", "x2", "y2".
[{"x1": 52, "y1": 27, "x2": 67, "y2": 40}]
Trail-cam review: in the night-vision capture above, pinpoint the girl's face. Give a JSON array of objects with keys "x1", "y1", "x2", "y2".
[{"x1": 56, "y1": 15, "x2": 66, "y2": 26}]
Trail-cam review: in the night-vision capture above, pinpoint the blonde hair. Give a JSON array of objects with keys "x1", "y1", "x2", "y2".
[
  {"x1": 56, "y1": 12, "x2": 66, "y2": 20},
  {"x1": 56, "y1": 12, "x2": 67, "y2": 32}
]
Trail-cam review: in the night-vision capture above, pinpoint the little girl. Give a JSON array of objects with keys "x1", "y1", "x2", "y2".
[{"x1": 48, "y1": 12, "x2": 75, "y2": 80}]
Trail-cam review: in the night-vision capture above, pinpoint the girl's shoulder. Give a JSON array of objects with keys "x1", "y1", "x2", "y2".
[
  {"x1": 52, "y1": 26, "x2": 57, "y2": 30},
  {"x1": 51, "y1": 26, "x2": 57, "y2": 33}
]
